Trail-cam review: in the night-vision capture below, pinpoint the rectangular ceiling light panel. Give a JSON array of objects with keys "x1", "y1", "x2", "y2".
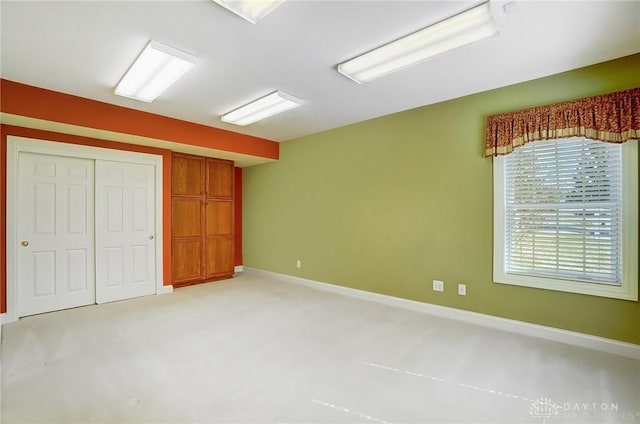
[
  {"x1": 338, "y1": 2, "x2": 498, "y2": 83},
  {"x1": 115, "y1": 40, "x2": 196, "y2": 103},
  {"x1": 212, "y1": 0, "x2": 286, "y2": 24},
  {"x1": 221, "y1": 91, "x2": 302, "y2": 126}
]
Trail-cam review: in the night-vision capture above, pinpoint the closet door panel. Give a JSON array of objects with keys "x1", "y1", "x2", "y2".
[
  {"x1": 172, "y1": 153, "x2": 234, "y2": 285},
  {"x1": 172, "y1": 198, "x2": 202, "y2": 238},
  {"x1": 95, "y1": 160, "x2": 156, "y2": 303},
  {"x1": 172, "y1": 155, "x2": 203, "y2": 197},
  {"x1": 17, "y1": 153, "x2": 95, "y2": 317},
  {"x1": 206, "y1": 160, "x2": 233, "y2": 198},
  {"x1": 206, "y1": 200, "x2": 233, "y2": 236},
  {"x1": 205, "y1": 237, "x2": 234, "y2": 278},
  {"x1": 172, "y1": 240, "x2": 203, "y2": 282}
]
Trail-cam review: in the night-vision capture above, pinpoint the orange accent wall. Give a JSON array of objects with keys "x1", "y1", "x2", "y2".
[
  {"x1": 0, "y1": 124, "x2": 175, "y2": 313},
  {"x1": 1, "y1": 79, "x2": 279, "y2": 160},
  {"x1": 0, "y1": 79, "x2": 272, "y2": 314},
  {"x1": 234, "y1": 167, "x2": 243, "y2": 266}
]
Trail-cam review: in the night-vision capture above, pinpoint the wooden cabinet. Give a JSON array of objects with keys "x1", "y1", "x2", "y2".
[{"x1": 171, "y1": 153, "x2": 234, "y2": 286}]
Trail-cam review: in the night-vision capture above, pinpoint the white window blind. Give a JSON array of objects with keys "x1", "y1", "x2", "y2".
[{"x1": 503, "y1": 137, "x2": 622, "y2": 285}]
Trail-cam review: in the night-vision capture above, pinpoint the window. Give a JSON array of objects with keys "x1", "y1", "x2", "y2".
[{"x1": 494, "y1": 137, "x2": 638, "y2": 300}]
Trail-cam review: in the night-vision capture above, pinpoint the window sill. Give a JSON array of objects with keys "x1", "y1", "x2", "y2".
[{"x1": 493, "y1": 271, "x2": 638, "y2": 301}]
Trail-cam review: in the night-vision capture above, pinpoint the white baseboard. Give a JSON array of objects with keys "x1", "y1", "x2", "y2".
[
  {"x1": 234, "y1": 266, "x2": 244, "y2": 273},
  {"x1": 157, "y1": 285, "x2": 173, "y2": 295},
  {"x1": 244, "y1": 267, "x2": 640, "y2": 360}
]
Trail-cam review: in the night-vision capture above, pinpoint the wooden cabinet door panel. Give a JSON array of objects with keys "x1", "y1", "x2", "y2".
[
  {"x1": 205, "y1": 200, "x2": 233, "y2": 236},
  {"x1": 206, "y1": 160, "x2": 233, "y2": 198},
  {"x1": 172, "y1": 199, "x2": 202, "y2": 238},
  {"x1": 205, "y1": 236, "x2": 234, "y2": 278},
  {"x1": 173, "y1": 155, "x2": 203, "y2": 196},
  {"x1": 172, "y1": 239, "x2": 203, "y2": 282},
  {"x1": 172, "y1": 153, "x2": 234, "y2": 285}
]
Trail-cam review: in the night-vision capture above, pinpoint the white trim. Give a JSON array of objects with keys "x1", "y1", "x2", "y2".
[
  {"x1": 621, "y1": 140, "x2": 639, "y2": 299},
  {"x1": 493, "y1": 139, "x2": 638, "y2": 301},
  {"x1": 6, "y1": 136, "x2": 167, "y2": 323},
  {"x1": 244, "y1": 267, "x2": 640, "y2": 360},
  {"x1": 234, "y1": 265, "x2": 244, "y2": 273},
  {"x1": 0, "y1": 313, "x2": 7, "y2": 325},
  {"x1": 157, "y1": 285, "x2": 174, "y2": 295}
]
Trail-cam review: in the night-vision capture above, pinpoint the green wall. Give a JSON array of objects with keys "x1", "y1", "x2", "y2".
[{"x1": 243, "y1": 54, "x2": 640, "y2": 344}]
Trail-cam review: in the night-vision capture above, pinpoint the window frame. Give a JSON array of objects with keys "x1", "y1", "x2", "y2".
[{"x1": 493, "y1": 138, "x2": 638, "y2": 301}]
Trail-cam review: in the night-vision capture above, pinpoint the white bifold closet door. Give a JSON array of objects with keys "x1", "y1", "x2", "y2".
[{"x1": 16, "y1": 153, "x2": 156, "y2": 317}]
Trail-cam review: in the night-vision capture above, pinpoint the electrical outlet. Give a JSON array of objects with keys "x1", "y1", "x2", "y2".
[
  {"x1": 296, "y1": 260, "x2": 301, "y2": 269},
  {"x1": 458, "y1": 283, "x2": 466, "y2": 296},
  {"x1": 433, "y1": 280, "x2": 444, "y2": 292}
]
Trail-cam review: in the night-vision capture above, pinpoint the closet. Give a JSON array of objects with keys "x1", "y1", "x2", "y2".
[
  {"x1": 7, "y1": 136, "x2": 163, "y2": 320},
  {"x1": 171, "y1": 153, "x2": 234, "y2": 286}
]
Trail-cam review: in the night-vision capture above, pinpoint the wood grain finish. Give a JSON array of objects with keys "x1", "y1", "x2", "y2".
[
  {"x1": 171, "y1": 153, "x2": 234, "y2": 286},
  {"x1": 206, "y1": 160, "x2": 233, "y2": 198},
  {"x1": 206, "y1": 201, "x2": 233, "y2": 236},
  {"x1": 172, "y1": 199, "x2": 202, "y2": 238},
  {"x1": 205, "y1": 237, "x2": 234, "y2": 278},
  {"x1": 172, "y1": 240, "x2": 203, "y2": 282},
  {"x1": 172, "y1": 155, "x2": 203, "y2": 196}
]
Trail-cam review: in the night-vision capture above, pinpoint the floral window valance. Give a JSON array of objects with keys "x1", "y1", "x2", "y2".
[{"x1": 485, "y1": 87, "x2": 640, "y2": 157}]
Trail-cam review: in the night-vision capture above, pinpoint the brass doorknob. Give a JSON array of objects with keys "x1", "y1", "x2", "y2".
[
  {"x1": 148, "y1": 235, "x2": 154, "y2": 240},
  {"x1": 21, "y1": 241, "x2": 29, "y2": 247}
]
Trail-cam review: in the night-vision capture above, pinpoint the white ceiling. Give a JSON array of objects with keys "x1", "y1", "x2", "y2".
[{"x1": 1, "y1": 1, "x2": 639, "y2": 143}]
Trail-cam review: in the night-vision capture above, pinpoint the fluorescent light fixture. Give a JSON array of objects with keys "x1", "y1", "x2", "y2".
[
  {"x1": 221, "y1": 91, "x2": 302, "y2": 126},
  {"x1": 115, "y1": 40, "x2": 196, "y2": 103},
  {"x1": 212, "y1": 0, "x2": 286, "y2": 24},
  {"x1": 338, "y1": 2, "x2": 498, "y2": 83}
]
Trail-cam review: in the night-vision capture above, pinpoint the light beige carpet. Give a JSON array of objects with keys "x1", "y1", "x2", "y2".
[{"x1": 2, "y1": 270, "x2": 639, "y2": 423}]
